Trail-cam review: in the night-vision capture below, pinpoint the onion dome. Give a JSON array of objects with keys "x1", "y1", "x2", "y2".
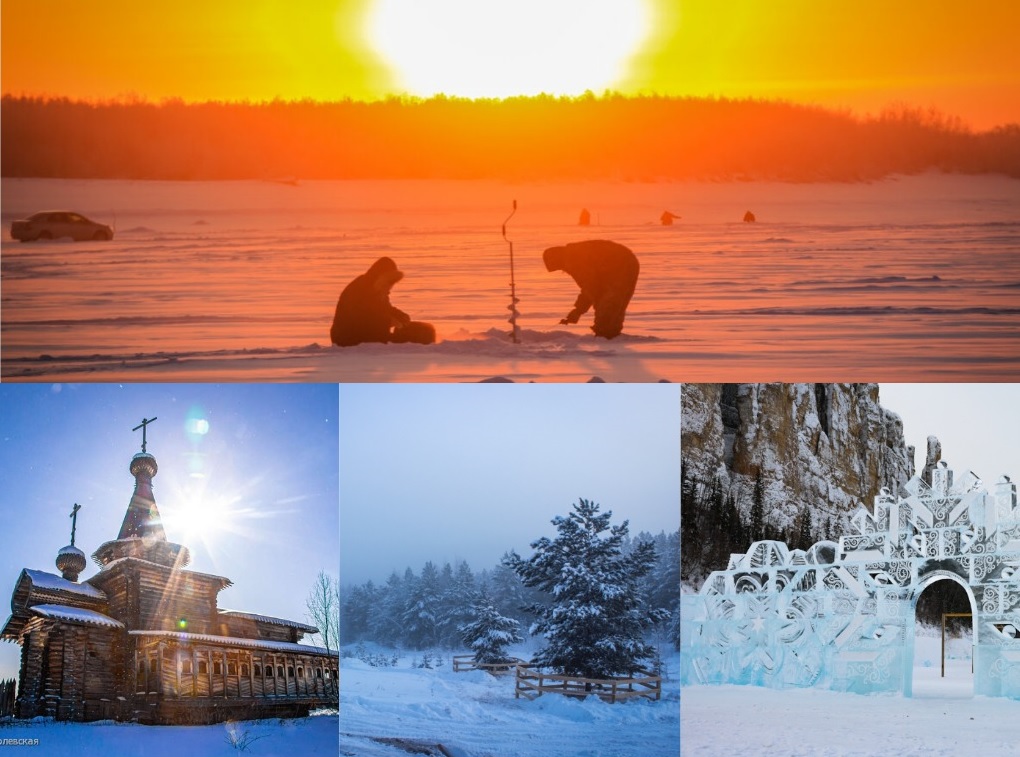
[
  {"x1": 119, "y1": 452, "x2": 166, "y2": 541},
  {"x1": 93, "y1": 442, "x2": 191, "y2": 569},
  {"x1": 130, "y1": 451, "x2": 158, "y2": 480},
  {"x1": 56, "y1": 544, "x2": 87, "y2": 582}
]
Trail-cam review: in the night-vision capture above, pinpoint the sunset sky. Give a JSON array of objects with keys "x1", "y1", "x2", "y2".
[{"x1": 2, "y1": 0, "x2": 1018, "y2": 129}]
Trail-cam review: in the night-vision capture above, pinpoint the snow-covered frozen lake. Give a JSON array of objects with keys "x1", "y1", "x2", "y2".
[
  {"x1": 339, "y1": 646, "x2": 680, "y2": 757},
  {"x1": 3, "y1": 174, "x2": 1019, "y2": 381}
]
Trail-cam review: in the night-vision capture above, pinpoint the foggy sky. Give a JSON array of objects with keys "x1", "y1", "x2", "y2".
[
  {"x1": 339, "y1": 383, "x2": 680, "y2": 587},
  {"x1": 879, "y1": 383, "x2": 1019, "y2": 486}
]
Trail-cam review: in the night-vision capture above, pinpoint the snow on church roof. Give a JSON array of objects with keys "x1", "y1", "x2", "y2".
[
  {"x1": 30, "y1": 604, "x2": 124, "y2": 629},
  {"x1": 23, "y1": 569, "x2": 106, "y2": 600},
  {"x1": 128, "y1": 630, "x2": 337, "y2": 657},
  {"x1": 218, "y1": 610, "x2": 318, "y2": 633}
]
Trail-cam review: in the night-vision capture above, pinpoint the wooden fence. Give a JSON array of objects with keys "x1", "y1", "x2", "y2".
[
  {"x1": 514, "y1": 664, "x2": 661, "y2": 704},
  {"x1": 0, "y1": 678, "x2": 16, "y2": 718},
  {"x1": 452, "y1": 655, "x2": 523, "y2": 674}
]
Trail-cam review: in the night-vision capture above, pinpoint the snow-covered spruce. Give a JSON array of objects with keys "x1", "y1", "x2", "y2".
[
  {"x1": 458, "y1": 590, "x2": 524, "y2": 665},
  {"x1": 402, "y1": 561, "x2": 442, "y2": 650},
  {"x1": 504, "y1": 498, "x2": 670, "y2": 679}
]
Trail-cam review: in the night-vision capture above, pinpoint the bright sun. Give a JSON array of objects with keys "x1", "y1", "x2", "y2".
[{"x1": 367, "y1": 0, "x2": 650, "y2": 99}]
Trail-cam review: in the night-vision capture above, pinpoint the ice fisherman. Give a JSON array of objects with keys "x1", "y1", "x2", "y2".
[
  {"x1": 542, "y1": 240, "x2": 639, "y2": 339},
  {"x1": 330, "y1": 257, "x2": 436, "y2": 346}
]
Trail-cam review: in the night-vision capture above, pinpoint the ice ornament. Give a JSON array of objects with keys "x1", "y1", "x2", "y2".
[{"x1": 681, "y1": 463, "x2": 1020, "y2": 698}]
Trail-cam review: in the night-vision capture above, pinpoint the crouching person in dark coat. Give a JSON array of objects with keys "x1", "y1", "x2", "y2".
[
  {"x1": 330, "y1": 257, "x2": 436, "y2": 346},
  {"x1": 543, "y1": 240, "x2": 639, "y2": 339}
]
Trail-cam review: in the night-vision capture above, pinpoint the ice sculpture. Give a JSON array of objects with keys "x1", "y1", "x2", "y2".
[{"x1": 681, "y1": 463, "x2": 1020, "y2": 698}]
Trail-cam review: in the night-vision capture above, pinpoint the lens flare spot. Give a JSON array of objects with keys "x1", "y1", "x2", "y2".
[{"x1": 186, "y1": 418, "x2": 210, "y2": 436}]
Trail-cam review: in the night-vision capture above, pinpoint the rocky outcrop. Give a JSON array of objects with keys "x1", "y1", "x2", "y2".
[{"x1": 682, "y1": 383, "x2": 915, "y2": 533}]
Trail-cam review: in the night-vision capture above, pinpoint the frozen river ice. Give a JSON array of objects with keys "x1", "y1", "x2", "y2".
[{"x1": 3, "y1": 174, "x2": 1020, "y2": 381}]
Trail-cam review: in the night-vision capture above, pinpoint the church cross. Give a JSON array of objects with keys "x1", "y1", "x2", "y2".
[
  {"x1": 69, "y1": 502, "x2": 82, "y2": 546},
  {"x1": 132, "y1": 416, "x2": 158, "y2": 453}
]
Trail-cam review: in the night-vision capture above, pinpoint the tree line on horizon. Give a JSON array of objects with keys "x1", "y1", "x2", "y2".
[
  {"x1": 3, "y1": 94, "x2": 1019, "y2": 181},
  {"x1": 340, "y1": 524, "x2": 680, "y2": 663}
]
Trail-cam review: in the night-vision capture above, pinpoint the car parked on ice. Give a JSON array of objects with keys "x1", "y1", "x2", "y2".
[{"x1": 10, "y1": 211, "x2": 114, "y2": 242}]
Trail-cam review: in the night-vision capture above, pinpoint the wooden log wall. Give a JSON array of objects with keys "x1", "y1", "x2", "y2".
[
  {"x1": 0, "y1": 678, "x2": 16, "y2": 718},
  {"x1": 16, "y1": 625, "x2": 47, "y2": 718},
  {"x1": 132, "y1": 638, "x2": 338, "y2": 704},
  {"x1": 42, "y1": 624, "x2": 63, "y2": 717},
  {"x1": 55, "y1": 626, "x2": 89, "y2": 721},
  {"x1": 219, "y1": 616, "x2": 303, "y2": 643},
  {"x1": 83, "y1": 629, "x2": 118, "y2": 699},
  {"x1": 99, "y1": 564, "x2": 223, "y2": 634}
]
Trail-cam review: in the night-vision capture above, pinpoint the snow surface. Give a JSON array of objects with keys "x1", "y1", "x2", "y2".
[
  {"x1": 30, "y1": 603, "x2": 124, "y2": 628},
  {"x1": 681, "y1": 633, "x2": 1019, "y2": 756},
  {"x1": 22, "y1": 569, "x2": 106, "y2": 599},
  {"x1": 340, "y1": 644, "x2": 679, "y2": 757},
  {"x1": 3, "y1": 174, "x2": 1020, "y2": 381},
  {"x1": 219, "y1": 609, "x2": 319, "y2": 633},
  {"x1": 128, "y1": 630, "x2": 335, "y2": 656},
  {"x1": 0, "y1": 711, "x2": 338, "y2": 757}
]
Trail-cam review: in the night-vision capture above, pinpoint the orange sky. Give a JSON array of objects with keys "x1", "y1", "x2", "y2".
[{"x1": 3, "y1": 0, "x2": 1018, "y2": 129}]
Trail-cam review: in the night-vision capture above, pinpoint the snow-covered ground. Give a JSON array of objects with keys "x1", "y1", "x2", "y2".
[
  {"x1": 681, "y1": 632, "x2": 1019, "y2": 756},
  {"x1": 3, "y1": 174, "x2": 1020, "y2": 381},
  {"x1": 339, "y1": 644, "x2": 680, "y2": 756},
  {"x1": 0, "y1": 711, "x2": 337, "y2": 757}
]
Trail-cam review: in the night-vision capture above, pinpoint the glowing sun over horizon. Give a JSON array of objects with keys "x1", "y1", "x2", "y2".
[{"x1": 367, "y1": 0, "x2": 651, "y2": 98}]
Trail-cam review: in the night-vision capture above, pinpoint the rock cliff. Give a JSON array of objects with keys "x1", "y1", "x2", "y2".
[{"x1": 682, "y1": 383, "x2": 915, "y2": 534}]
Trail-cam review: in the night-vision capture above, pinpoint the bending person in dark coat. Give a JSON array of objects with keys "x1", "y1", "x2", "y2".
[
  {"x1": 330, "y1": 257, "x2": 436, "y2": 346},
  {"x1": 543, "y1": 240, "x2": 639, "y2": 339}
]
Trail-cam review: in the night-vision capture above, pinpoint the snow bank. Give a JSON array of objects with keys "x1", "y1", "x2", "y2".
[{"x1": 340, "y1": 647, "x2": 679, "y2": 756}]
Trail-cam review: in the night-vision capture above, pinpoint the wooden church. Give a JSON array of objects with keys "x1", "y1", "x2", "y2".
[{"x1": 1, "y1": 419, "x2": 338, "y2": 724}]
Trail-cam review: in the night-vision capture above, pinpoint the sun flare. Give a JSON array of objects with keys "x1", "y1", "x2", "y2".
[
  {"x1": 367, "y1": 0, "x2": 650, "y2": 98},
  {"x1": 164, "y1": 485, "x2": 233, "y2": 549}
]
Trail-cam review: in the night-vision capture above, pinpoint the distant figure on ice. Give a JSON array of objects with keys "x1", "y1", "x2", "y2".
[
  {"x1": 660, "y1": 210, "x2": 681, "y2": 226},
  {"x1": 330, "y1": 257, "x2": 436, "y2": 346},
  {"x1": 743, "y1": 210, "x2": 756, "y2": 223},
  {"x1": 543, "y1": 240, "x2": 639, "y2": 339},
  {"x1": 578, "y1": 208, "x2": 591, "y2": 226}
]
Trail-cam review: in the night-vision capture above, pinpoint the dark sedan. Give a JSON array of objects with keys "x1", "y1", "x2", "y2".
[{"x1": 10, "y1": 211, "x2": 114, "y2": 242}]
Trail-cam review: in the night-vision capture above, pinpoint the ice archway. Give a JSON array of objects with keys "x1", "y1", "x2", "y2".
[{"x1": 681, "y1": 463, "x2": 1020, "y2": 698}]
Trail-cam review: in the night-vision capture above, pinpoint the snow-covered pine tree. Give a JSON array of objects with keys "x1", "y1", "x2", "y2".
[
  {"x1": 669, "y1": 597, "x2": 681, "y2": 650},
  {"x1": 340, "y1": 580, "x2": 376, "y2": 642},
  {"x1": 488, "y1": 559, "x2": 535, "y2": 626},
  {"x1": 369, "y1": 570, "x2": 410, "y2": 645},
  {"x1": 438, "y1": 561, "x2": 479, "y2": 647},
  {"x1": 504, "y1": 498, "x2": 670, "y2": 679},
  {"x1": 403, "y1": 561, "x2": 441, "y2": 649},
  {"x1": 458, "y1": 589, "x2": 524, "y2": 666}
]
